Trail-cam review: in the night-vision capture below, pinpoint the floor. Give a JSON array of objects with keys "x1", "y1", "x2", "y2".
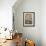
[
  {"x1": 0, "y1": 39, "x2": 24, "y2": 46},
  {"x1": 0, "y1": 33, "x2": 23, "y2": 46},
  {"x1": 0, "y1": 39, "x2": 16, "y2": 46}
]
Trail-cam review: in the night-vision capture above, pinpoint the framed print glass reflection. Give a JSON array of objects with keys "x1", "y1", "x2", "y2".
[{"x1": 23, "y1": 12, "x2": 35, "y2": 27}]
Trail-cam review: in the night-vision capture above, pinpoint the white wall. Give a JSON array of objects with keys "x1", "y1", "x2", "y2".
[
  {"x1": 0, "y1": 0, "x2": 16, "y2": 30},
  {"x1": 41, "y1": 0, "x2": 46, "y2": 46},
  {"x1": 13, "y1": 0, "x2": 41, "y2": 46}
]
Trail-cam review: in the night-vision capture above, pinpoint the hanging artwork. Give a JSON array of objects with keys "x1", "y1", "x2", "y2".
[{"x1": 23, "y1": 12, "x2": 35, "y2": 27}]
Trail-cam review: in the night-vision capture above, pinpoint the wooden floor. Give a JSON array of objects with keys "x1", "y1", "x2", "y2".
[
  {"x1": 0, "y1": 33, "x2": 23, "y2": 46},
  {"x1": 0, "y1": 39, "x2": 16, "y2": 46}
]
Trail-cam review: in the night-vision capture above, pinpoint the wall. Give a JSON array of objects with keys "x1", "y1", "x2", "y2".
[
  {"x1": 0, "y1": 0, "x2": 17, "y2": 38},
  {"x1": 13, "y1": 0, "x2": 41, "y2": 46},
  {"x1": 41, "y1": 0, "x2": 46, "y2": 46},
  {"x1": 0, "y1": 0, "x2": 16, "y2": 30}
]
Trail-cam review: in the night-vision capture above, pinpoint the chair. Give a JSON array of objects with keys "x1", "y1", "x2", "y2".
[
  {"x1": 25, "y1": 40, "x2": 35, "y2": 46},
  {"x1": 15, "y1": 33, "x2": 23, "y2": 46}
]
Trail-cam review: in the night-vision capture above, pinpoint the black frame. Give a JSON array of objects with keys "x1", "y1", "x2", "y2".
[{"x1": 23, "y1": 12, "x2": 35, "y2": 27}]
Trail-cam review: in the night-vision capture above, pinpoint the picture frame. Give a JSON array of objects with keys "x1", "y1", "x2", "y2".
[{"x1": 23, "y1": 12, "x2": 35, "y2": 27}]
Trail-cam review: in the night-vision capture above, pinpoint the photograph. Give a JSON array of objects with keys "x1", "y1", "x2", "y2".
[{"x1": 23, "y1": 12, "x2": 35, "y2": 27}]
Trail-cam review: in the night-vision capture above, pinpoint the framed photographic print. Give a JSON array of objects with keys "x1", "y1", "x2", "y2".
[{"x1": 23, "y1": 12, "x2": 35, "y2": 27}]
